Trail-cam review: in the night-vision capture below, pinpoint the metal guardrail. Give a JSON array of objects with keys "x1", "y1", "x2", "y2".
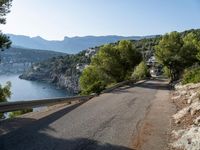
[
  {"x1": 101, "y1": 80, "x2": 131, "y2": 93},
  {"x1": 0, "y1": 79, "x2": 138, "y2": 113},
  {"x1": 0, "y1": 95, "x2": 95, "y2": 113}
]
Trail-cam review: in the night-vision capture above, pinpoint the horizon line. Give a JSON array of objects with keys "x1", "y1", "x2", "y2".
[{"x1": 5, "y1": 27, "x2": 199, "y2": 41}]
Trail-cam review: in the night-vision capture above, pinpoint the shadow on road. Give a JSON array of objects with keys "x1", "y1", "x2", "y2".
[
  {"x1": 0, "y1": 117, "x2": 36, "y2": 135},
  {"x1": 0, "y1": 100, "x2": 134, "y2": 150},
  {"x1": 1, "y1": 101, "x2": 87, "y2": 133},
  {"x1": 0, "y1": 78, "x2": 169, "y2": 150},
  {"x1": 0, "y1": 101, "x2": 85, "y2": 136},
  {"x1": 111, "y1": 79, "x2": 169, "y2": 94},
  {"x1": 0, "y1": 132, "x2": 133, "y2": 150},
  {"x1": 135, "y1": 81, "x2": 169, "y2": 91},
  {"x1": 0, "y1": 128, "x2": 132, "y2": 150}
]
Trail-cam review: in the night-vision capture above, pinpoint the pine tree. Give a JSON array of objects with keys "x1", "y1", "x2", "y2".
[
  {"x1": 0, "y1": 0, "x2": 12, "y2": 118},
  {"x1": 0, "y1": 0, "x2": 12, "y2": 50}
]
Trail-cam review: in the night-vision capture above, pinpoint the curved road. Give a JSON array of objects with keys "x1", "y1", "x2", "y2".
[{"x1": 0, "y1": 79, "x2": 172, "y2": 150}]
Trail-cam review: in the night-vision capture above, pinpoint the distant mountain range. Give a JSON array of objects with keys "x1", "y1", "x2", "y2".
[{"x1": 7, "y1": 34, "x2": 156, "y2": 53}]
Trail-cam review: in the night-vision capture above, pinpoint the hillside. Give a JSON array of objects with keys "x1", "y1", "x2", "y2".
[
  {"x1": 7, "y1": 34, "x2": 156, "y2": 53},
  {"x1": 20, "y1": 50, "x2": 91, "y2": 93},
  {"x1": 0, "y1": 47, "x2": 66, "y2": 74},
  {"x1": 20, "y1": 36, "x2": 160, "y2": 93},
  {"x1": 20, "y1": 29, "x2": 200, "y2": 94}
]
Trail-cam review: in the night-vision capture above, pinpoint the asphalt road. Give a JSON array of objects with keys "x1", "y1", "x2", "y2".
[{"x1": 0, "y1": 79, "x2": 170, "y2": 150}]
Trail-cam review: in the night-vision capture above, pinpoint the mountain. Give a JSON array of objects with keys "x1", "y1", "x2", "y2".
[
  {"x1": 0, "y1": 47, "x2": 66, "y2": 74},
  {"x1": 7, "y1": 34, "x2": 156, "y2": 54}
]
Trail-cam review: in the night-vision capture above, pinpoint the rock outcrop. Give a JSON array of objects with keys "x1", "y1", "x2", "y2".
[
  {"x1": 20, "y1": 50, "x2": 94, "y2": 94},
  {"x1": 171, "y1": 82, "x2": 200, "y2": 150}
]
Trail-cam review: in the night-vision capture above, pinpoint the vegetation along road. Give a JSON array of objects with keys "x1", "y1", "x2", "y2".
[{"x1": 0, "y1": 79, "x2": 175, "y2": 150}]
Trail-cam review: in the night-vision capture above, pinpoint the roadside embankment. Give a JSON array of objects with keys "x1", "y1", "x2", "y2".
[{"x1": 170, "y1": 82, "x2": 200, "y2": 150}]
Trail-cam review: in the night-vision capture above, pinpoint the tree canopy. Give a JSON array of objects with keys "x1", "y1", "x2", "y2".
[
  {"x1": 80, "y1": 40, "x2": 142, "y2": 94},
  {"x1": 0, "y1": 81, "x2": 11, "y2": 118},
  {"x1": 155, "y1": 31, "x2": 200, "y2": 81},
  {"x1": 0, "y1": 0, "x2": 12, "y2": 118},
  {"x1": 0, "y1": 0, "x2": 12, "y2": 50}
]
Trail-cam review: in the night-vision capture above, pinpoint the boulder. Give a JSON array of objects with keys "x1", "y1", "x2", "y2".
[
  {"x1": 194, "y1": 116, "x2": 200, "y2": 126},
  {"x1": 173, "y1": 106, "x2": 190, "y2": 123},
  {"x1": 171, "y1": 126, "x2": 200, "y2": 150}
]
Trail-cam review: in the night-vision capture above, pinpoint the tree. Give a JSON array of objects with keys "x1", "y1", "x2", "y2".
[
  {"x1": 132, "y1": 61, "x2": 149, "y2": 80},
  {"x1": 155, "y1": 32, "x2": 183, "y2": 81},
  {"x1": 91, "y1": 44, "x2": 125, "y2": 82},
  {"x1": 79, "y1": 66, "x2": 108, "y2": 95},
  {"x1": 80, "y1": 40, "x2": 142, "y2": 94},
  {"x1": 155, "y1": 31, "x2": 200, "y2": 81},
  {"x1": 92, "y1": 41, "x2": 142, "y2": 82},
  {"x1": 181, "y1": 32, "x2": 199, "y2": 67},
  {"x1": 0, "y1": 33, "x2": 11, "y2": 50},
  {"x1": 118, "y1": 40, "x2": 142, "y2": 77},
  {"x1": 0, "y1": 0, "x2": 12, "y2": 118},
  {"x1": 182, "y1": 65, "x2": 200, "y2": 85},
  {"x1": 0, "y1": 81, "x2": 11, "y2": 118},
  {"x1": 0, "y1": 0, "x2": 12, "y2": 50}
]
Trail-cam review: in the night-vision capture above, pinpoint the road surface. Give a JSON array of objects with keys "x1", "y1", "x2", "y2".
[{"x1": 0, "y1": 79, "x2": 174, "y2": 150}]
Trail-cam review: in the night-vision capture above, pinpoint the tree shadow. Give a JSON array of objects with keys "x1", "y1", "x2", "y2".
[
  {"x1": 133, "y1": 78, "x2": 170, "y2": 91},
  {"x1": 0, "y1": 101, "x2": 86, "y2": 135},
  {"x1": 0, "y1": 133, "x2": 133, "y2": 150},
  {"x1": 111, "y1": 86, "x2": 134, "y2": 94},
  {"x1": 0, "y1": 79, "x2": 168, "y2": 150},
  {"x1": 0, "y1": 117, "x2": 36, "y2": 135},
  {"x1": 135, "y1": 81, "x2": 169, "y2": 91},
  {"x1": 0, "y1": 100, "x2": 135, "y2": 150},
  {"x1": 110, "y1": 79, "x2": 169, "y2": 95}
]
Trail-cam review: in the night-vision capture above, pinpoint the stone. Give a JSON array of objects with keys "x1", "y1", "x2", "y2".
[
  {"x1": 171, "y1": 126, "x2": 200, "y2": 150},
  {"x1": 190, "y1": 101, "x2": 200, "y2": 116},
  {"x1": 173, "y1": 106, "x2": 190, "y2": 123},
  {"x1": 194, "y1": 116, "x2": 200, "y2": 126}
]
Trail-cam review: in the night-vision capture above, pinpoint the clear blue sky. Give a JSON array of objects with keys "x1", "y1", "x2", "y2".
[{"x1": 1, "y1": 0, "x2": 200, "y2": 40}]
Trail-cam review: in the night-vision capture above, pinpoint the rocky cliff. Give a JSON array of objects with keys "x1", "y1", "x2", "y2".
[
  {"x1": 171, "y1": 82, "x2": 200, "y2": 150},
  {"x1": 20, "y1": 49, "x2": 95, "y2": 93}
]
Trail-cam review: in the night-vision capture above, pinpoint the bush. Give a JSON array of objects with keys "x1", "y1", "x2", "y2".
[
  {"x1": 182, "y1": 66, "x2": 200, "y2": 84},
  {"x1": 132, "y1": 61, "x2": 149, "y2": 80},
  {"x1": 82, "y1": 81, "x2": 106, "y2": 95},
  {"x1": 79, "y1": 66, "x2": 108, "y2": 95},
  {"x1": 163, "y1": 66, "x2": 171, "y2": 78},
  {"x1": 79, "y1": 40, "x2": 142, "y2": 94},
  {"x1": 9, "y1": 108, "x2": 33, "y2": 118},
  {"x1": 0, "y1": 82, "x2": 11, "y2": 119}
]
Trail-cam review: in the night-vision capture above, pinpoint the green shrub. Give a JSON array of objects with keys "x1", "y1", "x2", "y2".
[
  {"x1": 163, "y1": 66, "x2": 171, "y2": 78},
  {"x1": 132, "y1": 61, "x2": 149, "y2": 80},
  {"x1": 9, "y1": 108, "x2": 33, "y2": 118},
  {"x1": 0, "y1": 82, "x2": 11, "y2": 119},
  {"x1": 182, "y1": 66, "x2": 200, "y2": 84},
  {"x1": 79, "y1": 40, "x2": 142, "y2": 95},
  {"x1": 79, "y1": 66, "x2": 108, "y2": 95},
  {"x1": 83, "y1": 81, "x2": 106, "y2": 95}
]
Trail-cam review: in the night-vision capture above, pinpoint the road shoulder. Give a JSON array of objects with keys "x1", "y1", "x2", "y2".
[{"x1": 132, "y1": 80, "x2": 176, "y2": 150}]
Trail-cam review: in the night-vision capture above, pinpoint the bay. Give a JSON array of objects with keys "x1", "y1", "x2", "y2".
[{"x1": 0, "y1": 74, "x2": 70, "y2": 102}]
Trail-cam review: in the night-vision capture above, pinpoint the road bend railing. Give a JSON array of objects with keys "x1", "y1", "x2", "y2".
[
  {"x1": 0, "y1": 79, "x2": 138, "y2": 113},
  {"x1": 0, "y1": 95, "x2": 95, "y2": 113}
]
